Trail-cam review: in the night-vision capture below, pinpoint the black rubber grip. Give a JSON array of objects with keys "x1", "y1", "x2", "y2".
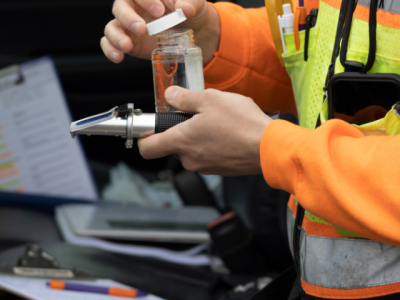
[{"x1": 155, "y1": 112, "x2": 196, "y2": 134}]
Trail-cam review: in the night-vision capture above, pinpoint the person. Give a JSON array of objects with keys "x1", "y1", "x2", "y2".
[{"x1": 101, "y1": 0, "x2": 400, "y2": 299}]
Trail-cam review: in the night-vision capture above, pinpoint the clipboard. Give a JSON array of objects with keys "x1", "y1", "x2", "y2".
[
  {"x1": 0, "y1": 244, "x2": 164, "y2": 300},
  {"x1": 0, "y1": 244, "x2": 95, "y2": 281},
  {"x1": 0, "y1": 64, "x2": 24, "y2": 90},
  {"x1": 0, "y1": 57, "x2": 97, "y2": 204}
]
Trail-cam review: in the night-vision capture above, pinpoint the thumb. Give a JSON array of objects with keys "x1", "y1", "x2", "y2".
[{"x1": 165, "y1": 86, "x2": 204, "y2": 113}]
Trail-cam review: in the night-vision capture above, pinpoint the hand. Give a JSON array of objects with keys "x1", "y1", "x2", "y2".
[
  {"x1": 138, "y1": 87, "x2": 273, "y2": 176},
  {"x1": 101, "y1": 0, "x2": 220, "y2": 65}
]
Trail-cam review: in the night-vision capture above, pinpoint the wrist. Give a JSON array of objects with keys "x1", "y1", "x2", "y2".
[
  {"x1": 245, "y1": 115, "x2": 273, "y2": 175},
  {"x1": 195, "y1": 3, "x2": 220, "y2": 66},
  {"x1": 257, "y1": 116, "x2": 273, "y2": 169}
]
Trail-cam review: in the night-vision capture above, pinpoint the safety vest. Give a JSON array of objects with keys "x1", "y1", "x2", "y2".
[{"x1": 280, "y1": 0, "x2": 400, "y2": 298}]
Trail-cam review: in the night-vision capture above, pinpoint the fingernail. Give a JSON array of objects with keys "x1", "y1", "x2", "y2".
[
  {"x1": 118, "y1": 39, "x2": 125, "y2": 50},
  {"x1": 165, "y1": 87, "x2": 180, "y2": 101},
  {"x1": 131, "y1": 22, "x2": 141, "y2": 35},
  {"x1": 111, "y1": 51, "x2": 119, "y2": 62},
  {"x1": 149, "y1": 4, "x2": 162, "y2": 16}
]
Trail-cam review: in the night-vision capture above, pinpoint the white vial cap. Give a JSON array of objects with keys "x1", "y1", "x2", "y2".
[
  {"x1": 147, "y1": 9, "x2": 187, "y2": 36},
  {"x1": 282, "y1": 4, "x2": 293, "y2": 15}
]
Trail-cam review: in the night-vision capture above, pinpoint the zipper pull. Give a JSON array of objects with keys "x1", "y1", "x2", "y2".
[
  {"x1": 304, "y1": 9, "x2": 318, "y2": 62},
  {"x1": 379, "y1": 0, "x2": 384, "y2": 9}
]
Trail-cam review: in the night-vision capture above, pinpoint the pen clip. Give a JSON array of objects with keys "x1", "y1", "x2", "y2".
[
  {"x1": 304, "y1": 9, "x2": 319, "y2": 61},
  {"x1": 294, "y1": 6, "x2": 307, "y2": 50},
  {"x1": 278, "y1": 16, "x2": 288, "y2": 55}
]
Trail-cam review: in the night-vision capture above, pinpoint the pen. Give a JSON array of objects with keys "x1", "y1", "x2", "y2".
[
  {"x1": 265, "y1": 0, "x2": 293, "y2": 66},
  {"x1": 298, "y1": 0, "x2": 307, "y2": 31},
  {"x1": 293, "y1": 0, "x2": 307, "y2": 49},
  {"x1": 47, "y1": 280, "x2": 148, "y2": 298},
  {"x1": 278, "y1": 4, "x2": 295, "y2": 55}
]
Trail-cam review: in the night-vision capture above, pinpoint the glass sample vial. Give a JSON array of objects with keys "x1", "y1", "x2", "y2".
[{"x1": 152, "y1": 28, "x2": 204, "y2": 112}]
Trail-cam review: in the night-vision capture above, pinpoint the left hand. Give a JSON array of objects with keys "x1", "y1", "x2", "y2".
[
  {"x1": 101, "y1": 0, "x2": 219, "y2": 65},
  {"x1": 138, "y1": 87, "x2": 272, "y2": 176}
]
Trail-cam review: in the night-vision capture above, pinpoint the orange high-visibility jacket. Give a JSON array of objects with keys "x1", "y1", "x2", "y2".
[{"x1": 204, "y1": 0, "x2": 400, "y2": 281}]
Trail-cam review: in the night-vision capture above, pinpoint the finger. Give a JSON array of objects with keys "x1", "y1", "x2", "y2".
[
  {"x1": 175, "y1": 0, "x2": 204, "y2": 19},
  {"x1": 161, "y1": 0, "x2": 176, "y2": 12},
  {"x1": 165, "y1": 86, "x2": 206, "y2": 113},
  {"x1": 135, "y1": 0, "x2": 165, "y2": 17},
  {"x1": 104, "y1": 20, "x2": 133, "y2": 53},
  {"x1": 100, "y1": 36, "x2": 124, "y2": 63},
  {"x1": 138, "y1": 130, "x2": 176, "y2": 160},
  {"x1": 112, "y1": 0, "x2": 147, "y2": 36}
]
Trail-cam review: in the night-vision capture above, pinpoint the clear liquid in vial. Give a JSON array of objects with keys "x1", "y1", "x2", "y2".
[{"x1": 152, "y1": 29, "x2": 204, "y2": 112}]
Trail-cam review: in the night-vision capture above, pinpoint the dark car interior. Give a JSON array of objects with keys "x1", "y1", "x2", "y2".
[{"x1": 0, "y1": 1, "x2": 297, "y2": 299}]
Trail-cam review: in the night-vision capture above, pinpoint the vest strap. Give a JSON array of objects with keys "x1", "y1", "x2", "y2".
[{"x1": 340, "y1": 0, "x2": 379, "y2": 73}]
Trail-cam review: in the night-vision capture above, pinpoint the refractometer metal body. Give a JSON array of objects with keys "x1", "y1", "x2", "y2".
[{"x1": 70, "y1": 103, "x2": 194, "y2": 148}]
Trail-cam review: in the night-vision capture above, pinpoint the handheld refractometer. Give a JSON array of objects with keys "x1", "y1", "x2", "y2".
[{"x1": 70, "y1": 104, "x2": 195, "y2": 148}]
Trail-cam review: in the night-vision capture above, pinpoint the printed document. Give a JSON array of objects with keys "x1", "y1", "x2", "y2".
[{"x1": 0, "y1": 57, "x2": 97, "y2": 200}]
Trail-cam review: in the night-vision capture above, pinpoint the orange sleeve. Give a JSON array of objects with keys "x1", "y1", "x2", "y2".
[
  {"x1": 260, "y1": 119, "x2": 400, "y2": 246},
  {"x1": 204, "y1": 3, "x2": 297, "y2": 115}
]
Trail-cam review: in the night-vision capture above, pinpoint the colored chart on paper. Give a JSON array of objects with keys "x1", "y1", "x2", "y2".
[
  {"x1": 0, "y1": 58, "x2": 97, "y2": 200},
  {"x1": 0, "y1": 126, "x2": 24, "y2": 192}
]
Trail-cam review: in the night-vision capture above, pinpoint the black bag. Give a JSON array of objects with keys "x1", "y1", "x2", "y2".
[
  {"x1": 326, "y1": 0, "x2": 400, "y2": 122},
  {"x1": 328, "y1": 72, "x2": 400, "y2": 120}
]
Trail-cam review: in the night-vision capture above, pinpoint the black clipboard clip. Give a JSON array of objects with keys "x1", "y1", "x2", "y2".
[
  {"x1": 0, "y1": 244, "x2": 96, "y2": 281},
  {"x1": 0, "y1": 64, "x2": 24, "y2": 91}
]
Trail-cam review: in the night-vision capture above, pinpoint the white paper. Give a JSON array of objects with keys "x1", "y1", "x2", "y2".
[
  {"x1": 0, "y1": 277, "x2": 163, "y2": 300},
  {"x1": 0, "y1": 57, "x2": 97, "y2": 200}
]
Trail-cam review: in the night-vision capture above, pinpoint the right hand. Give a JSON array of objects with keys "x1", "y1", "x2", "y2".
[{"x1": 101, "y1": 0, "x2": 220, "y2": 64}]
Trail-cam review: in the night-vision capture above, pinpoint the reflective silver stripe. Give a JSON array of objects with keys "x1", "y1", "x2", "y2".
[
  {"x1": 358, "y1": 0, "x2": 400, "y2": 15},
  {"x1": 301, "y1": 232, "x2": 400, "y2": 289},
  {"x1": 287, "y1": 206, "x2": 400, "y2": 289}
]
